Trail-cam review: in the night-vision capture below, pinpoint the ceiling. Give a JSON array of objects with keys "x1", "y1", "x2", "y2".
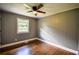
[{"x1": 0, "y1": 3, "x2": 79, "y2": 18}]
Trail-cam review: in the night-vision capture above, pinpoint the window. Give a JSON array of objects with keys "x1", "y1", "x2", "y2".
[{"x1": 17, "y1": 18, "x2": 29, "y2": 33}]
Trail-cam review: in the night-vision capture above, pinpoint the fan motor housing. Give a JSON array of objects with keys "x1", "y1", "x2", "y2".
[{"x1": 32, "y1": 6, "x2": 37, "y2": 11}]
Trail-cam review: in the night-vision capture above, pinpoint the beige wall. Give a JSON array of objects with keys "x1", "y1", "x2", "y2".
[
  {"x1": 1, "y1": 11, "x2": 38, "y2": 45},
  {"x1": 38, "y1": 8, "x2": 79, "y2": 51}
]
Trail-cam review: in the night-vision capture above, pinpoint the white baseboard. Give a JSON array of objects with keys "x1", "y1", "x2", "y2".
[
  {"x1": 0, "y1": 38, "x2": 37, "y2": 48},
  {"x1": 37, "y1": 38, "x2": 78, "y2": 55}
]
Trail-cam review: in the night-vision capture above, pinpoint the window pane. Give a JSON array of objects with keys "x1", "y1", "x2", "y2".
[{"x1": 17, "y1": 18, "x2": 29, "y2": 33}]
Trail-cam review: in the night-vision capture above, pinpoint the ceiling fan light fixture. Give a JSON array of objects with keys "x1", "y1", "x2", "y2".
[
  {"x1": 33, "y1": 11, "x2": 37, "y2": 16},
  {"x1": 33, "y1": 11, "x2": 37, "y2": 14}
]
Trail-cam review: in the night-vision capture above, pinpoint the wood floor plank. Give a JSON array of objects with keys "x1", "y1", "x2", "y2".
[{"x1": 0, "y1": 40, "x2": 75, "y2": 55}]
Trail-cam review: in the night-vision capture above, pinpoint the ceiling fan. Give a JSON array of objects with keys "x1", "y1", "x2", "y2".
[{"x1": 24, "y1": 3, "x2": 46, "y2": 16}]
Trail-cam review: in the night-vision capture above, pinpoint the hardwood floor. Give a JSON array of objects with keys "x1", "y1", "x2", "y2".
[{"x1": 0, "y1": 40, "x2": 75, "y2": 55}]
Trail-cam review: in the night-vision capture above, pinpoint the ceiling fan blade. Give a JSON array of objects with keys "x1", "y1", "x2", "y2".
[
  {"x1": 27, "y1": 11, "x2": 32, "y2": 13},
  {"x1": 24, "y1": 4, "x2": 31, "y2": 9},
  {"x1": 37, "y1": 4, "x2": 43, "y2": 9},
  {"x1": 37, "y1": 10, "x2": 46, "y2": 14}
]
